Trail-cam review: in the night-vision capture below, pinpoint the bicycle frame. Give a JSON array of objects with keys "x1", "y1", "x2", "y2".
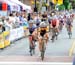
[{"x1": 51, "y1": 27, "x2": 58, "y2": 42}]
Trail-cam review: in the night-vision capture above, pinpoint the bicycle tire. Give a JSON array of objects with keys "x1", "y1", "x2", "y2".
[
  {"x1": 68, "y1": 32, "x2": 72, "y2": 39},
  {"x1": 52, "y1": 28, "x2": 56, "y2": 42},
  {"x1": 41, "y1": 40, "x2": 45, "y2": 61},
  {"x1": 30, "y1": 41, "x2": 35, "y2": 56},
  {"x1": 52, "y1": 35, "x2": 55, "y2": 42},
  {"x1": 41, "y1": 51, "x2": 44, "y2": 60}
]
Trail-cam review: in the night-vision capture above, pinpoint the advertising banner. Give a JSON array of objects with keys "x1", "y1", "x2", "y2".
[
  {"x1": 0, "y1": 33, "x2": 4, "y2": 48},
  {"x1": 9, "y1": 29, "x2": 18, "y2": 41},
  {"x1": 17, "y1": 27, "x2": 24, "y2": 38},
  {"x1": 3, "y1": 31, "x2": 10, "y2": 47}
]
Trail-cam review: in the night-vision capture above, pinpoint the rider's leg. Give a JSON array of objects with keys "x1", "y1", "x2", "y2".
[
  {"x1": 56, "y1": 27, "x2": 59, "y2": 34},
  {"x1": 38, "y1": 36, "x2": 42, "y2": 52},
  {"x1": 44, "y1": 33, "x2": 49, "y2": 44},
  {"x1": 29, "y1": 35, "x2": 33, "y2": 52},
  {"x1": 32, "y1": 30, "x2": 38, "y2": 41}
]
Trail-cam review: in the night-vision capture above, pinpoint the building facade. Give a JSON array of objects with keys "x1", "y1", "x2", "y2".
[{"x1": 19, "y1": 0, "x2": 33, "y2": 6}]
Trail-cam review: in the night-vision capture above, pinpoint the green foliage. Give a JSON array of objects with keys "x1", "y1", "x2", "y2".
[
  {"x1": 58, "y1": 4, "x2": 65, "y2": 10},
  {"x1": 67, "y1": 3, "x2": 72, "y2": 10}
]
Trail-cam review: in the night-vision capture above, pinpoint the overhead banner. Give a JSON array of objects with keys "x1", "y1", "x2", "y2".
[
  {"x1": 7, "y1": 0, "x2": 20, "y2": 11},
  {"x1": 0, "y1": 2, "x2": 7, "y2": 11},
  {"x1": 0, "y1": 33, "x2": 4, "y2": 48}
]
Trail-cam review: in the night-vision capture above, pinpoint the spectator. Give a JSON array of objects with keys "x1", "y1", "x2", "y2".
[
  {"x1": 0, "y1": 22, "x2": 5, "y2": 33},
  {"x1": 4, "y1": 17, "x2": 13, "y2": 30},
  {"x1": 27, "y1": 13, "x2": 31, "y2": 21}
]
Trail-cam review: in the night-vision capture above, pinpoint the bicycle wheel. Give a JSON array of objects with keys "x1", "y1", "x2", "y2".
[
  {"x1": 30, "y1": 47, "x2": 33, "y2": 56},
  {"x1": 52, "y1": 30, "x2": 56, "y2": 42},
  {"x1": 52, "y1": 35, "x2": 54, "y2": 42},
  {"x1": 41, "y1": 41, "x2": 45, "y2": 61},
  {"x1": 30, "y1": 41, "x2": 35, "y2": 56},
  {"x1": 68, "y1": 32, "x2": 72, "y2": 39},
  {"x1": 68, "y1": 27, "x2": 72, "y2": 39}
]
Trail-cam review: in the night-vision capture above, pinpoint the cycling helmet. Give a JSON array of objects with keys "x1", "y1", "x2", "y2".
[
  {"x1": 40, "y1": 22, "x2": 47, "y2": 27},
  {"x1": 28, "y1": 20, "x2": 34, "y2": 24}
]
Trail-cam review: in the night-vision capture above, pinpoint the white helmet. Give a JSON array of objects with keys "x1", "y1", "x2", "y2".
[
  {"x1": 40, "y1": 22, "x2": 47, "y2": 27},
  {"x1": 29, "y1": 20, "x2": 34, "y2": 24}
]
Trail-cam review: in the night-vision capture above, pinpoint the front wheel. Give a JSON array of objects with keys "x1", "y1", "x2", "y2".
[
  {"x1": 29, "y1": 41, "x2": 35, "y2": 56},
  {"x1": 41, "y1": 42, "x2": 45, "y2": 61},
  {"x1": 41, "y1": 51, "x2": 44, "y2": 60},
  {"x1": 51, "y1": 35, "x2": 55, "y2": 42},
  {"x1": 68, "y1": 32, "x2": 72, "y2": 39}
]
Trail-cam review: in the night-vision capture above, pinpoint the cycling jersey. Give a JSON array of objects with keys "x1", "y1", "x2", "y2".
[
  {"x1": 36, "y1": 18, "x2": 41, "y2": 26},
  {"x1": 60, "y1": 19, "x2": 63, "y2": 23},
  {"x1": 48, "y1": 16, "x2": 52, "y2": 24},
  {"x1": 66, "y1": 18, "x2": 71, "y2": 25},
  {"x1": 52, "y1": 19, "x2": 57, "y2": 27},
  {"x1": 39, "y1": 27, "x2": 47, "y2": 37},
  {"x1": 29, "y1": 25, "x2": 36, "y2": 34}
]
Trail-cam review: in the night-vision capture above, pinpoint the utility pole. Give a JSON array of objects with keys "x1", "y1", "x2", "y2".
[
  {"x1": 34, "y1": 0, "x2": 38, "y2": 12},
  {"x1": 39, "y1": 0, "x2": 42, "y2": 12}
]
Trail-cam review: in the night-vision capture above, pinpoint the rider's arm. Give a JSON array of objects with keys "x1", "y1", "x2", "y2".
[{"x1": 56, "y1": 19, "x2": 59, "y2": 28}]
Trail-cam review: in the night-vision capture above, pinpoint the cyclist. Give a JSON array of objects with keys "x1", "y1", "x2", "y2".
[
  {"x1": 28, "y1": 20, "x2": 37, "y2": 53},
  {"x1": 38, "y1": 22, "x2": 49, "y2": 52},
  {"x1": 50, "y1": 16, "x2": 59, "y2": 40},
  {"x1": 42, "y1": 12, "x2": 48, "y2": 21},
  {"x1": 34, "y1": 13, "x2": 41, "y2": 27},
  {"x1": 48, "y1": 13, "x2": 52, "y2": 32},
  {"x1": 66, "y1": 16, "x2": 72, "y2": 35},
  {"x1": 70, "y1": 14, "x2": 74, "y2": 23},
  {"x1": 59, "y1": 16, "x2": 64, "y2": 32}
]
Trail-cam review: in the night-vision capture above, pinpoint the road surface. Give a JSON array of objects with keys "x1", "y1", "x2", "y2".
[{"x1": 0, "y1": 19, "x2": 75, "y2": 62}]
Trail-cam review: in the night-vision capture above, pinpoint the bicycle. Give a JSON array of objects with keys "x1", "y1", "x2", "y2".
[
  {"x1": 67, "y1": 25, "x2": 72, "y2": 39},
  {"x1": 40, "y1": 37, "x2": 46, "y2": 61},
  {"x1": 51, "y1": 27, "x2": 58, "y2": 42},
  {"x1": 29, "y1": 35, "x2": 36, "y2": 56},
  {"x1": 59, "y1": 22, "x2": 63, "y2": 32}
]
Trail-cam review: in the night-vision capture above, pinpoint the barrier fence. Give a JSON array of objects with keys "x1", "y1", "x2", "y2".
[{"x1": 0, "y1": 26, "x2": 29, "y2": 49}]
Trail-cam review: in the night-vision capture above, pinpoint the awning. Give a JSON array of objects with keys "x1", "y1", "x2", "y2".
[
  {"x1": 1, "y1": 0, "x2": 21, "y2": 11},
  {"x1": 0, "y1": 1, "x2": 7, "y2": 11},
  {"x1": 9, "y1": 0, "x2": 31, "y2": 11}
]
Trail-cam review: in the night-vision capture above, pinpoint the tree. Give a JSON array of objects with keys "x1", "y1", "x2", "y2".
[{"x1": 63, "y1": 0, "x2": 70, "y2": 10}]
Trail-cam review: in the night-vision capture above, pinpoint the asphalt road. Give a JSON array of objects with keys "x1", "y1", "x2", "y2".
[{"x1": 0, "y1": 19, "x2": 75, "y2": 62}]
